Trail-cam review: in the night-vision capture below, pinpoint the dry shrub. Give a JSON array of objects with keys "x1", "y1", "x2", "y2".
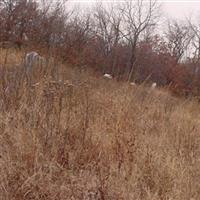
[{"x1": 0, "y1": 50, "x2": 200, "y2": 200}]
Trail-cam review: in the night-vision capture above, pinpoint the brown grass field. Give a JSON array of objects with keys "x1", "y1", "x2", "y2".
[{"x1": 0, "y1": 49, "x2": 200, "y2": 200}]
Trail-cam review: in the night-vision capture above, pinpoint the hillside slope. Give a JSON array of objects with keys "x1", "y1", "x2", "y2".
[{"x1": 0, "y1": 49, "x2": 200, "y2": 200}]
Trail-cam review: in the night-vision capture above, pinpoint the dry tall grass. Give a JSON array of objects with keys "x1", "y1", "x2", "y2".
[{"x1": 0, "y1": 49, "x2": 200, "y2": 200}]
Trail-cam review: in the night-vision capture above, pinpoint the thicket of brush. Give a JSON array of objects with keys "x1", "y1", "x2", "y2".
[
  {"x1": 2, "y1": 0, "x2": 200, "y2": 97},
  {"x1": 0, "y1": 49, "x2": 200, "y2": 200}
]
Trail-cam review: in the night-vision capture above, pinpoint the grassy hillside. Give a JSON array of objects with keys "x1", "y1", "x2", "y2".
[{"x1": 0, "y1": 49, "x2": 200, "y2": 200}]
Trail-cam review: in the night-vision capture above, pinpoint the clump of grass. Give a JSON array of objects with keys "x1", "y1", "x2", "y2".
[{"x1": 1, "y1": 49, "x2": 200, "y2": 200}]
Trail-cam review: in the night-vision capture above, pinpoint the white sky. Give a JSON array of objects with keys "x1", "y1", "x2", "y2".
[
  {"x1": 163, "y1": 1, "x2": 200, "y2": 19},
  {"x1": 69, "y1": 0, "x2": 200, "y2": 20}
]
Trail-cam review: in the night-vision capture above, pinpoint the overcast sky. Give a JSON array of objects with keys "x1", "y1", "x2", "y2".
[
  {"x1": 163, "y1": 1, "x2": 200, "y2": 19},
  {"x1": 69, "y1": 0, "x2": 200, "y2": 20}
]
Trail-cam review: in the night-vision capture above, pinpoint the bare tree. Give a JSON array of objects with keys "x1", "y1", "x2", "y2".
[
  {"x1": 165, "y1": 20, "x2": 193, "y2": 64},
  {"x1": 117, "y1": 0, "x2": 160, "y2": 81},
  {"x1": 187, "y1": 18, "x2": 200, "y2": 65},
  {"x1": 186, "y1": 17, "x2": 200, "y2": 92},
  {"x1": 0, "y1": 0, "x2": 38, "y2": 48},
  {"x1": 0, "y1": 0, "x2": 17, "y2": 41},
  {"x1": 93, "y1": 3, "x2": 122, "y2": 74}
]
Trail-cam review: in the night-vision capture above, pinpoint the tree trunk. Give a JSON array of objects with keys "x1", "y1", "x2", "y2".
[{"x1": 127, "y1": 50, "x2": 136, "y2": 82}]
